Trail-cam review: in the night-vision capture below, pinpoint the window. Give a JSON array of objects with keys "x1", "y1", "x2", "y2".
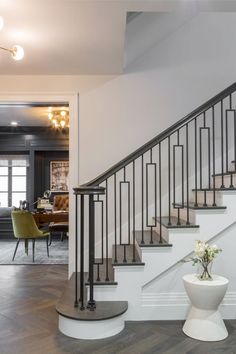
[{"x1": 0, "y1": 155, "x2": 28, "y2": 207}]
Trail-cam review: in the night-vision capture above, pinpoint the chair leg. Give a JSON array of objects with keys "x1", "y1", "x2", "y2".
[
  {"x1": 48, "y1": 233, "x2": 52, "y2": 246},
  {"x1": 32, "y1": 239, "x2": 35, "y2": 263},
  {"x1": 25, "y1": 239, "x2": 28, "y2": 255},
  {"x1": 46, "y1": 237, "x2": 49, "y2": 257},
  {"x1": 60, "y1": 232, "x2": 64, "y2": 242},
  {"x1": 12, "y1": 239, "x2": 20, "y2": 261}
]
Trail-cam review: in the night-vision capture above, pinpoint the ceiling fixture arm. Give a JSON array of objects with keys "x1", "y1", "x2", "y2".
[{"x1": 0, "y1": 16, "x2": 24, "y2": 60}]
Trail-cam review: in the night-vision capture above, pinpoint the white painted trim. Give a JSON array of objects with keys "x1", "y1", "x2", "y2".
[
  {"x1": 58, "y1": 314, "x2": 126, "y2": 340},
  {"x1": 0, "y1": 92, "x2": 79, "y2": 277},
  {"x1": 140, "y1": 291, "x2": 236, "y2": 320}
]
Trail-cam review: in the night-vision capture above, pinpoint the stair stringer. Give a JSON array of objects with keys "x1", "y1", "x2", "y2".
[{"x1": 93, "y1": 191, "x2": 236, "y2": 321}]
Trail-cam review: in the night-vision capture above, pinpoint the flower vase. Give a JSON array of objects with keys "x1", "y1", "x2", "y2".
[{"x1": 198, "y1": 261, "x2": 213, "y2": 280}]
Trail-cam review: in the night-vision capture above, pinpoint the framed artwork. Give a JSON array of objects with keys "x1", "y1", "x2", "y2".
[{"x1": 50, "y1": 160, "x2": 69, "y2": 192}]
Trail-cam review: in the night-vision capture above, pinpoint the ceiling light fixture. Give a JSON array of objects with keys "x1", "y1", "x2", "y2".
[
  {"x1": 11, "y1": 121, "x2": 18, "y2": 126},
  {"x1": 48, "y1": 108, "x2": 69, "y2": 129},
  {"x1": 0, "y1": 16, "x2": 24, "y2": 60}
]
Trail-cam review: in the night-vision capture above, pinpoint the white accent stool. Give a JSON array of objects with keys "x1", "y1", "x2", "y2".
[{"x1": 183, "y1": 274, "x2": 229, "y2": 341}]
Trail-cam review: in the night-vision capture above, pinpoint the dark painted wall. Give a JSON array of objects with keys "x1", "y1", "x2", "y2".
[{"x1": 0, "y1": 127, "x2": 69, "y2": 238}]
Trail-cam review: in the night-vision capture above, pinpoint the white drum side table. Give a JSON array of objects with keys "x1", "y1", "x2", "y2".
[{"x1": 183, "y1": 274, "x2": 229, "y2": 341}]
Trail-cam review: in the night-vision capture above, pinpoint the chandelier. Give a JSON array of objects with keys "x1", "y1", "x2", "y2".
[
  {"x1": 0, "y1": 16, "x2": 24, "y2": 60},
  {"x1": 48, "y1": 108, "x2": 70, "y2": 129}
]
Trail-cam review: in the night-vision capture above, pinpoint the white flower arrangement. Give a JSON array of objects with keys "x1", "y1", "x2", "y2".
[{"x1": 189, "y1": 240, "x2": 222, "y2": 280}]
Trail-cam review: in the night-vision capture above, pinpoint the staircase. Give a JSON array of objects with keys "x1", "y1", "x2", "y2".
[{"x1": 57, "y1": 82, "x2": 236, "y2": 339}]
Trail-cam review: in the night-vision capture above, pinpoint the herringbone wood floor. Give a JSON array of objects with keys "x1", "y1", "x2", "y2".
[{"x1": 0, "y1": 265, "x2": 235, "y2": 354}]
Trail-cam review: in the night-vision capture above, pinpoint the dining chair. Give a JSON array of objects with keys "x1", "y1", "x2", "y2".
[{"x1": 11, "y1": 210, "x2": 50, "y2": 262}]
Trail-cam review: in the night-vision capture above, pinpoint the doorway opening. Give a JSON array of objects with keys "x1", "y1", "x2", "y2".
[{"x1": 0, "y1": 102, "x2": 70, "y2": 265}]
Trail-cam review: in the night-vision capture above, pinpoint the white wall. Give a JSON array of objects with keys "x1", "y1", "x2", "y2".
[
  {"x1": 1, "y1": 13, "x2": 236, "y2": 183},
  {"x1": 1, "y1": 12, "x2": 236, "y2": 272},
  {"x1": 142, "y1": 221, "x2": 236, "y2": 320}
]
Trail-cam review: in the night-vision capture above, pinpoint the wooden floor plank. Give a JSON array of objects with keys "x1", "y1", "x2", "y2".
[{"x1": 0, "y1": 265, "x2": 235, "y2": 354}]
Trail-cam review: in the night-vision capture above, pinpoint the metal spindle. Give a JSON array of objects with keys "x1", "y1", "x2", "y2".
[
  {"x1": 234, "y1": 110, "x2": 236, "y2": 173},
  {"x1": 105, "y1": 179, "x2": 109, "y2": 280},
  {"x1": 221, "y1": 100, "x2": 225, "y2": 188},
  {"x1": 74, "y1": 194, "x2": 78, "y2": 308},
  {"x1": 87, "y1": 194, "x2": 96, "y2": 310},
  {"x1": 186, "y1": 124, "x2": 190, "y2": 224},
  {"x1": 194, "y1": 118, "x2": 198, "y2": 206},
  {"x1": 168, "y1": 136, "x2": 171, "y2": 225},
  {"x1": 79, "y1": 194, "x2": 85, "y2": 310},
  {"x1": 212, "y1": 106, "x2": 216, "y2": 206},
  {"x1": 141, "y1": 154, "x2": 144, "y2": 244},
  {"x1": 159, "y1": 143, "x2": 162, "y2": 242},
  {"x1": 132, "y1": 160, "x2": 136, "y2": 262},
  {"x1": 114, "y1": 174, "x2": 117, "y2": 263},
  {"x1": 226, "y1": 110, "x2": 229, "y2": 173}
]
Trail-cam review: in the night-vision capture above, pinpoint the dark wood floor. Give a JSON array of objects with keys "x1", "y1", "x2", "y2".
[{"x1": 0, "y1": 265, "x2": 236, "y2": 354}]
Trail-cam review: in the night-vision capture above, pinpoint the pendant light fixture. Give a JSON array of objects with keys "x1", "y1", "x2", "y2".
[{"x1": 0, "y1": 16, "x2": 24, "y2": 60}]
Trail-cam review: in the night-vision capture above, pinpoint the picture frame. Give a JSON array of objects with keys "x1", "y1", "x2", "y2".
[{"x1": 50, "y1": 160, "x2": 69, "y2": 192}]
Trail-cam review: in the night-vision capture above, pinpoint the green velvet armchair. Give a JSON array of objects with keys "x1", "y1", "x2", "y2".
[{"x1": 11, "y1": 210, "x2": 50, "y2": 262}]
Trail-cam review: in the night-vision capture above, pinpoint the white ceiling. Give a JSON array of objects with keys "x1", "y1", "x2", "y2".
[
  {"x1": 0, "y1": 0, "x2": 235, "y2": 126},
  {"x1": 0, "y1": 0, "x2": 234, "y2": 75}
]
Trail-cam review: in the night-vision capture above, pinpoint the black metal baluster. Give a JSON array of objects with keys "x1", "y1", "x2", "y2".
[
  {"x1": 132, "y1": 160, "x2": 136, "y2": 262},
  {"x1": 234, "y1": 110, "x2": 236, "y2": 173},
  {"x1": 105, "y1": 179, "x2": 109, "y2": 281},
  {"x1": 194, "y1": 118, "x2": 198, "y2": 206},
  {"x1": 186, "y1": 124, "x2": 190, "y2": 225},
  {"x1": 114, "y1": 174, "x2": 117, "y2": 263},
  {"x1": 212, "y1": 106, "x2": 216, "y2": 206},
  {"x1": 221, "y1": 100, "x2": 225, "y2": 188},
  {"x1": 208, "y1": 126, "x2": 211, "y2": 192},
  {"x1": 200, "y1": 114, "x2": 204, "y2": 190},
  {"x1": 226, "y1": 110, "x2": 229, "y2": 174},
  {"x1": 181, "y1": 133, "x2": 184, "y2": 211},
  {"x1": 87, "y1": 194, "x2": 96, "y2": 310},
  {"x1": 150, "y1": 150, "x2": 153, "y2": 243},
  {"x1": 141, "y1": 154, "x2": 144, "y2": 244},
  {"x1": 74, "y1": 194, "x2": 78, "y2": 308},
  {"x1": 79, "y1": 194, "x2": 85, "y2": 310},
  {"x1": 168, "y1": 136, "x2": 171, "y2": 225},
  {"x1": 159, "y1": 143, "x2": 162, "y2": 243}
]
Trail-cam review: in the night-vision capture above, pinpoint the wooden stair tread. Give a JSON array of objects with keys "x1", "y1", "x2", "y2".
[
  {"x1": 212, "y1": 171, "x2": 236, "y2": 177},
  {"x1": 155, "y1": 216, "x2": 199, "y2": 228},
  {"x1": 174, "y1": 202, "x2": 226, "y2": 210},
  {"x1": 57, "y1": 274, "x2": 128, "y2": 321},
  {"x1": 134, "y1": 230, "x2": 172, "y2": 247},
  {"x1": 112, "y1": 244, "x2": 144, "y2": 266},
  {"x1": 192, "y1": 187, "x2": 236, "y2": 191}
]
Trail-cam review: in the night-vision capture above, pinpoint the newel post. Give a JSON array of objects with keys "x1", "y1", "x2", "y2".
[{"x1": 73, "y1": 185, "x2": 105, "y2": 311}]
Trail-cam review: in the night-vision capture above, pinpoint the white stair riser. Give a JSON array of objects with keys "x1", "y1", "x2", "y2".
[
  {"x1": 213, "y1": 175, "x2": 235, "y2": 188},
  {"x1": 93, "y1": 192, "x2": 236, "y2": 322},
  {"x1": 171, "y1": 207, "x2": 196, "y2": 224},
  {"x1": 58, "y1": 314, "x2": 126, "y2": 340},
  {"x1": 190, "y1": 191, "x2": 222, "y2": 205}
]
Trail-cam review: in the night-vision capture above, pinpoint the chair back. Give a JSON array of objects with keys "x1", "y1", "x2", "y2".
[
  {"x1": 11, "y1": 210, "x2": 42, "y2": 239},
  {"x1": 53, "y1": 194, "x2": 69, "y2": 211}
]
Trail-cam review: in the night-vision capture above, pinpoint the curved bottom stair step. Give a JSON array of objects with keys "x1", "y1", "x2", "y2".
[{"x1": 56, "y1": 274, "x2": 128, "y2": 339}]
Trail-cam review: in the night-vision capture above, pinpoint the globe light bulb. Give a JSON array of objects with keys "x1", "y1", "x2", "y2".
[
  {"x1": 60, "y1": 120, "x2": 66, "y2": 128},
  {"x1": 11, "y1": 45, "x2": 24, "y2": 60},
  {"x1": 0, "y1": 16, "x2": 4, "y2": 31},
  {"x1": 48, "y1": 112, "x2": 53, "y2": 120},
  {"x1": 60, "y1": 110, "x2": 66, "y2": 117}
]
